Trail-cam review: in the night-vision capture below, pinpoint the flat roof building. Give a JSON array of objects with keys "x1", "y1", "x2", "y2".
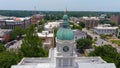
[
  {"x1": 37, "y1": 31, "x2": 54, "y2": 50},
  {"x1": 44, "y1": 22, "x2": 62, "y2": 32},
  {"x1": 94, "y1": 26, "x2": 118, "y2": 35},
  {"x1": 80, "y1": 16, "x2": 99, "y2": 28},
  {"x1": 0, "y1": 16, "x2": 31, "y2": 29},
  {"x1": 73, "y1": 29, "x2": 87, "y2": 40}
]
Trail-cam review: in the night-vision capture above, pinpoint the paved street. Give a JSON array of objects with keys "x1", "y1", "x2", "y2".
[{"x1": 82, "y1": 28, "x2": 120, "y2": 52}]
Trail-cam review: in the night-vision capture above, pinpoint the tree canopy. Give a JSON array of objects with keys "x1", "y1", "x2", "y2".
[
  {"x1": 0, "y1": 45, "x2": 5, "y2": 53},
  {"x1": 0, "y1": 45, "x2": 21, "y2": 68},
  {"x1": 99, "y1": 20, "x2": 116, "y2": 26},
  {"x1": 70, "y1": 22, "x2": 82, "y2": 30},
  {"x1": 76, "y1": 38, "x2": 93, "y2": 53},
  {"x1": 79, "y1": 22, "x2": 85, "y2": 28},
  {"x1": 11, "y1": 27, "x2": 26, "y2": 40},
  {"x1": 20, "y1": 25, "x2": 48, "y2": 57},
  {"x1": 89, "y1": 45, "x2": 120, "y2": 68}
]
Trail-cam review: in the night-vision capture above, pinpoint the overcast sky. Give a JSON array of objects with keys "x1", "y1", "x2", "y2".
[{"x1": 0, "y1": 0, "x2": 120, "y2": 12}]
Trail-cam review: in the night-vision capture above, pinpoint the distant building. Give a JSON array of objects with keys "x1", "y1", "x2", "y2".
[
  {"x1": 70, "y1": 17, "x2": 79, "y2": 23},
  {"x1": 31, "y1": 14, "x2": 44, "y2": 25},
  {"x1": 44, "y1": 22, "x2": 62, "y2": 32},
  {"x1": 80, "y1": 16, "x2": 99, "y2": 28},
  {"x1": 0, "y1": 15, "x2": 8, "y2": 28},
  {"x1": 0, "y1": 17, "x2": 31, "y2": 29},
  {"x1": 37, "y1": 31, "x2": 54, "y2": 50},
  {"x1": 5, "y1": 17, "x2": 31, "y2": 29},
  {"x1": 0, "y1": 20, "x2": 6, "y2": 28},
  {"x1": 0, "y1": 29, "x2": 12, "y2": 43},
  {"x1": 117, "y1": 28, "x2": 120, "y2": 37},
  {"x1": 94, "y1": 26, "x2": 118, "y2": 35},
  {"x1": 110, "y1": 15, "x2": 120, "y2": 25},
  {"x1": 99, "y1": 14, "x2": 107, "y2": 20},
  {"x1": 73, "y1": 29, "x2": 87, "y2": 40}
]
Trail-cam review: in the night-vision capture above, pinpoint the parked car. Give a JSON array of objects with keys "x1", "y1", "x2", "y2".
[{"x1": 4, "y1": 40, "x2": 17, "y2": 48}]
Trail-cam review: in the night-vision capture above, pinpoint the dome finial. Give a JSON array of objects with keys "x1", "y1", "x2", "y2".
[{"x1": 63, "y1": 14, "x2": 69, "y2": 28}]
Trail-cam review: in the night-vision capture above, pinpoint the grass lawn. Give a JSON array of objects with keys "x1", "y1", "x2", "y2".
[
  {"x1": 111, "y1": 40, "x2": 120, "y2": 46},
  {"x1": 0, "y1": 43, "x2": 3, "y2": 46}
]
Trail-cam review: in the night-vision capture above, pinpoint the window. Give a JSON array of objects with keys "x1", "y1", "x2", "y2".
[
  {"x1": 59, "y1": 59, "x2": 61, "y2": 67},
  {"x1": 63, "y1": 59, "x2": 68, "y2": 67},
  {"x1": 70, "y1": 59, "x2": 73, "y2": 66}
]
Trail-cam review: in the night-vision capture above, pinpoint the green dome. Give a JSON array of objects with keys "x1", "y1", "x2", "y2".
[
  {"x1": 56, "y1": 28, "x2": 74, "y2": 40},
  {"x1": 63, "y1": 14, "x2": 68, "y2": 20},
  {"x1": 56, "y1": 14, "x2": 74, "y2": 40}
]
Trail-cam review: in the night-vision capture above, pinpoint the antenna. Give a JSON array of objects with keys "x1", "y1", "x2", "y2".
[
  {"x1": 64, "y1": 0, "x2": 68, "y2": 14},
  {"x1": 66, "y1": 8, "x2": 68, "y2": 13},
  {"x1": 34, "y1": 6, "x2": 37, "y2": 14}
]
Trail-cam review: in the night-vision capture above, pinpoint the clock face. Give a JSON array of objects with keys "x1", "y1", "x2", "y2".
[{"x1": 63, "y1": 46, "x2": 69, "y2": 52}]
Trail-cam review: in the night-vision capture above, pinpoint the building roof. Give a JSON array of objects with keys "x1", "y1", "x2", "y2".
[
  {"x1": 11, "y1": 48, "x2": 116, "y2": 68},
  {"x1": 82, "y1": 16, "x2": 99, "y2": 20},
  {"x1": 44, "y1": 22, "x2": 62, "y2": 29},
  {"x1": 94, "y1": 26, "x2": 118, "y2": 30},
  {"x1": 73, "y1": 29, "x2": 87, "y2": 36},
  {"x1": 77, "y1": 63, "x2": 116, "y2": 68},
  {"x1": 12, "y1": 63, "x2": 116, "y2": 68},
  {"x1": 37, "y1": 31, "x2": 54, "y2": 38},
  {"x1": 0, "y1": 29, "x2": 12, "y2": 36}
]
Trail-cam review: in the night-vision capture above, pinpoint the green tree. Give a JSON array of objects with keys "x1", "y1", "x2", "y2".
[
  {"x1": 110, "y1": 22, "x2": 116, "y2": 26},
  {"x1": 11, "y1": 27, "x2": 26, "y2": 40},
  {"x1": 38, "y1": 26, "x2": 44, "y2": 32},
  {"x1": 39, "y1": 20, "x2": 46, "y2": 25},
  {"x1": 20, "y1": 25, "x2": 48, "y2": 57},
  {"x1": 0, "y1": 51, "x2": 18, "y2": 68},
  {"x1": 79, "y1": 22, "x2": 85, "y2": 28},
  {"x1": 76, "y1": 38, "x2": 92, "y2": 53},
  {"x1": 0, "y1": 45, "x2": 5, "y2": 53},
  {"x1": 70, "y1": 22, "x2": 82, "y2": 30},
  {"x1": 54, "y1": 28, "x2": 58, "y2": 37},
  {"x1": 118, "y1": 35, "x2": 120, "y2": 39},
  {"x1": 99, "y1": 20, "x2": 116, "y2": 26},
  {"x1": 89, "y1": 45, "x2": 120, "y2": 68}
]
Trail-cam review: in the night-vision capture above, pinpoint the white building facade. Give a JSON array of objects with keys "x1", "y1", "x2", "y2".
[
  {"x1": 94, "y1": 26, "x2": 118, "y2": 35},
  {"x1": 44, "y1": 22, "x2": 62, "y2": 32}
]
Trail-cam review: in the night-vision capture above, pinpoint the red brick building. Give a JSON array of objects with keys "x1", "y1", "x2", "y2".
[
  {"x1": 110, "y1": 15, "x2": 120, "y2": 25},
  {"x1": 0, "y1": 29, "x2": 12, "y2": 43},
  {"x1": 31, "y1": 14, "x2": 44, "y2": 25}
]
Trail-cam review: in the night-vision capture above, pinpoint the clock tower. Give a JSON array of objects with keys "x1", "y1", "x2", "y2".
[{"x1": 56, "y1": 14, "x2": 75, "y2": 68}]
